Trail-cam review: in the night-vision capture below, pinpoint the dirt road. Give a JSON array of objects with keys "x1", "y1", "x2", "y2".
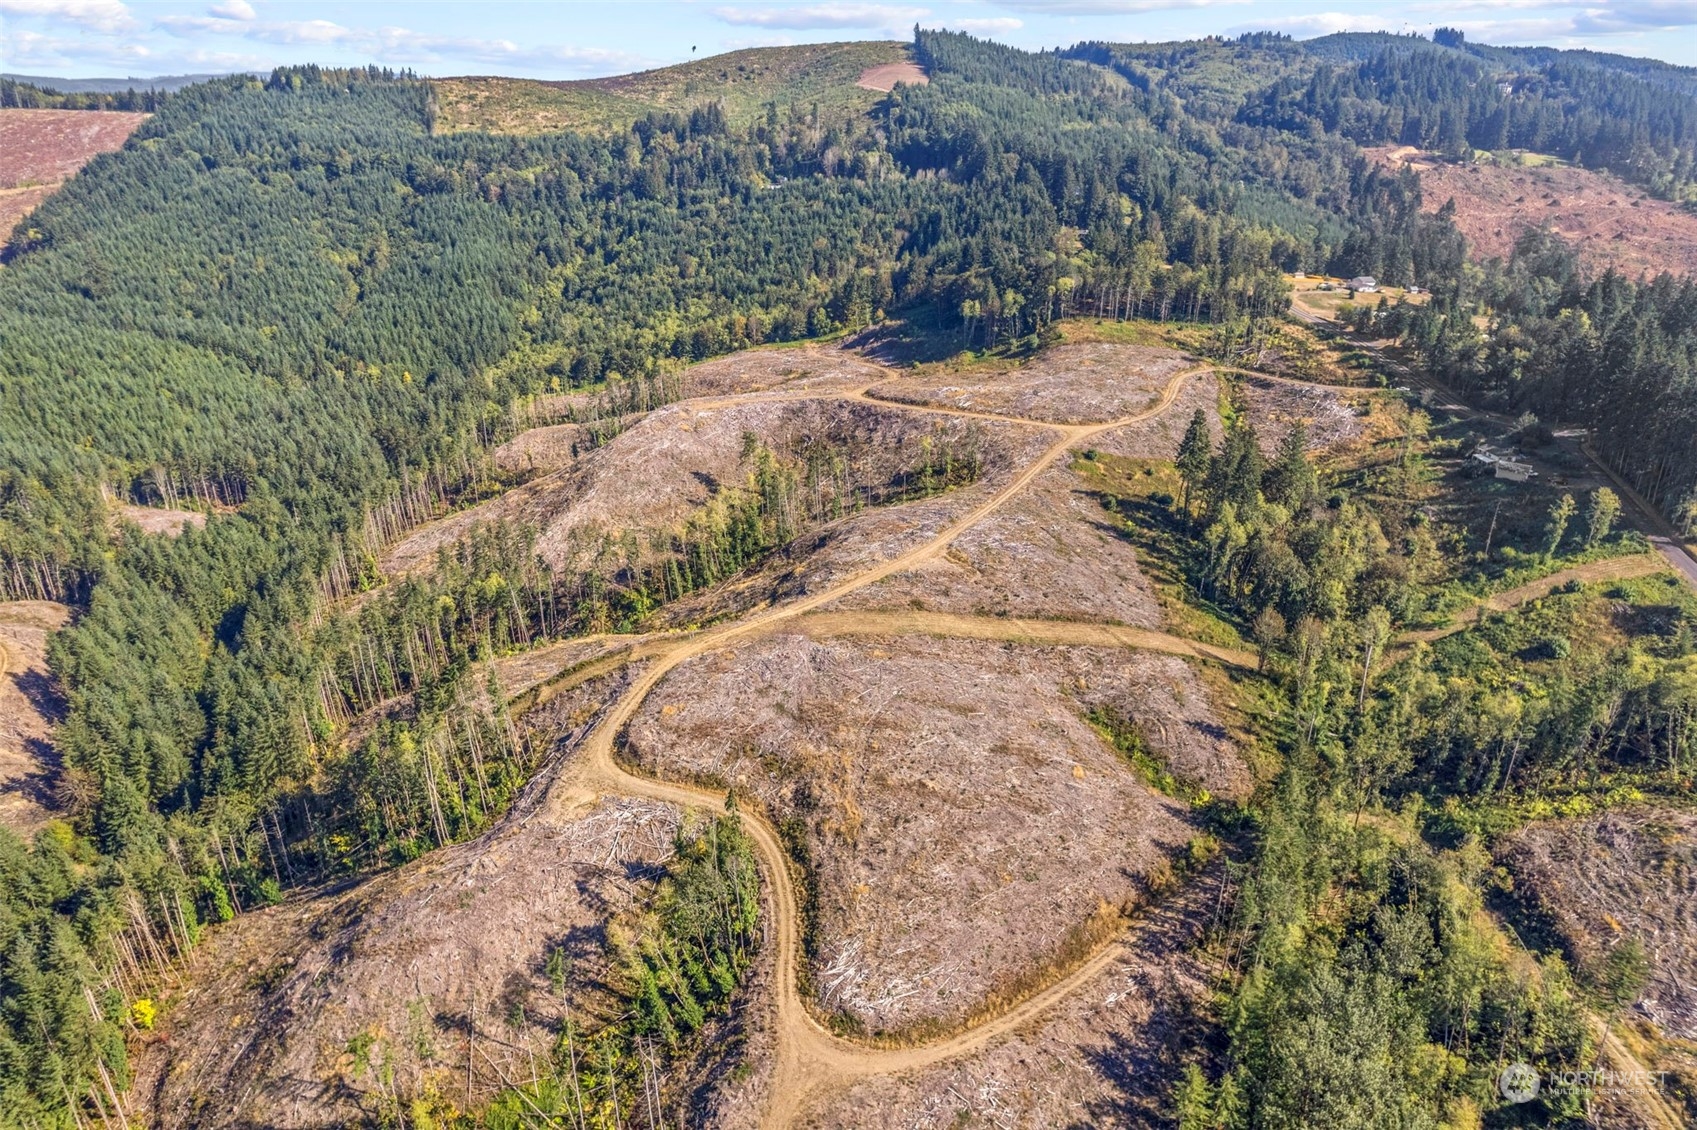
[
  {"x1": 1399, "y1": 553, "x2": 1671, "y2": 645},
  {"x1": 529, "y1": 361, "x2": 1220, "y2": 1124},
  {"x1": 795, "y1": 608, "x2": 1259, "y2": 668},
  {"x1": 1289, "y1": 302, "x2": 1697, "y2": 593}
]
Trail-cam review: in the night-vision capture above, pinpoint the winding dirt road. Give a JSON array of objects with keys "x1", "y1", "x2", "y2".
[
  {"x1": 479, "y1": 347, "x2": 1679, "y2": 1123},
  {"x1": 532, "y1": 362, "x2": 1220, "y2": 1124}
]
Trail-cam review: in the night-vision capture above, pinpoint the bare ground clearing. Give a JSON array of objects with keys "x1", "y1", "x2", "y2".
[
  {"x1": 0, "y1": 108, "x2": 148, "y2": 236},
  {"x1": 0, "y1": 600, "x2": 70, "y2": 837},
  {"x1": 644, "y1": 425, "x2": 1055, "y2": 631},
  {"x1": 1500, "y1": 809, "x2": 1697, "y2": 1039},
  {"x1": 490, "y1": 421, "x2": 590, "y2": 475},
  {"x1": 1368, "y1": 145, "x2": 1697, "y2": 278},
  {"x1": 1089, "y1": 366, "x2": 1365, "y2": 462},
  {"x1": 795, "y1": 866, "x2": 1221, "y2": 1128},
  {"x1": 1093, "y1": 368, "x2": 1223, "y2": 461},
  {"x1": 856, "y1": 62, "x2": 928, "y2": 92},
  {"x1": 385, "y1": 395, "x2": 1029, "y2": 579},
  {"x1": 113, "y1": 501, "x2": 207, "y2": 537},
  {"x1": 133, "y1": 670, "x2": 704, "y2": 1128},
  {"x1": 821, "y1": 463, "x2": 1167, "y2": 626},
  {"x1": 868, "y1": 342, "x2": 1194, "y2": 425},
  {"x1": 1238, "y1": 371, "x2": 1370, "y2": 453},
  {"x1": 683, "y1": 347, "x2": 888, "y2": 399},
  {"x1": 622, "y1": 630, "x2": 1240, "y2": 1034}
]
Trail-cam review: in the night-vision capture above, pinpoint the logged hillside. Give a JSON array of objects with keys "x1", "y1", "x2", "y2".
[
  {"x1": 432, "y1": 41, "x2": 920, "y2": 135},
  {"x1": 0, "y1": 108, "x2": 148, "y2": 237},
  {"x1": 5, "y1": 28, "x2": 1697, "y2": 1130},
  {"x1": 1370, "y1": 145, "x2": 1697, "y2": 277}
]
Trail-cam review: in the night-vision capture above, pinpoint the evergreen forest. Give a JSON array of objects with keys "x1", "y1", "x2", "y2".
[{"x1": 3, "y1": 24, "x2": 1697, "y2": 1129}]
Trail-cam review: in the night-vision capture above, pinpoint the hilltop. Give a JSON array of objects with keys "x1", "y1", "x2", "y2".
[{"x1": 432, "y1": 40, "x2": 923, "y2": 135}]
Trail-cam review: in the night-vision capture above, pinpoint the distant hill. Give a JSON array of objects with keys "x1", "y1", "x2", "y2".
[
  {"x1": 431, "y1": 41, "x2": 922, "y2": 135},
  {"x1": 1, "y1": 72, "x2": 243, "y2": 94}
]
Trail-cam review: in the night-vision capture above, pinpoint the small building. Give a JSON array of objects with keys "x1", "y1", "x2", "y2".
[
  {"x1": 1350, "y1": 276, "x2": 1378, "y2": 292},
  {"x1": 1494, "y1": 460, "x2": 1536, "y2": 482},
  {"x1": 1406, "y1": 284, "x2": 1422, "y2": 295}
]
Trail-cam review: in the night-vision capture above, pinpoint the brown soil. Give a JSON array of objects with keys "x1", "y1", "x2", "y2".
[
  {"x1": 0, "y1": 600, "x2": 70, "y2": 838},
  {"x1": 622, "y1": 631, "x2": 1237, "y2": 1034},
  {"x1": 1368, "y1": 145, "x2": 1697, "y2": 278},
  {"x1": 134, "y1": 670, "x2": 689, "y2": 1128},
  {"x1": 385, "y1": 393, "x2": 1041, "y2": 581},
  {"x1": 869, "y1": 342, "x2": 1193, "y2": 425},
  {"x1": 821, "y1": 463, "x2": 1169, "y2": 626},
  {"x1": 0, "y1": 108, "x2": 148, "y2": 236},
  {"x1": 113, "y1": 502, "x2": 207, "y2": 537},
  {"x1": 1500, "y1": 809, "x2": 1697, "y2": 1039},
  {"x1": 796, "y1": 867, "x2": 1221, "y2": 1128},
  {"x1": 855, "y1": 62, "x2": 928, "y2": 92}
]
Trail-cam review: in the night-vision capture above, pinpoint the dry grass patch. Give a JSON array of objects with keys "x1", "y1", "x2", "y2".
[{"x1": 433, "y1": 42, "x2": 911, "y2": 136}]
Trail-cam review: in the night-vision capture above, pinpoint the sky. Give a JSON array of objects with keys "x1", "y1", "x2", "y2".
[{"x1": 5, "y1": 0, "x2": 1697, "y2": 81}]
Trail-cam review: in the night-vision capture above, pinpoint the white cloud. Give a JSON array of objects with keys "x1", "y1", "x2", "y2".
[
  {"x1": 209, "y1": 0, "x2": 257, "y2": 20},
  {"x1": 1229, "y1": 10, "x2": 1424, "y2": 37},
  {"x1": 1229, "y1": 1, "x2": 1697, "y2": 45},
  {"x1": 1572, "y1": 1, "x2": 1697, "y2": 34},
  {"x1": 149, "y1": 11, "x2": 645, "y2": 72},
  {"x1": 711, "y1": 4, "x2": 929, "y2": 30},
  {"x1": 994, "y1": 0, "x2": 1247, "y2": 13},
  {"x1": 952, "y1": 16, "x2": 1022, "y2": 34},
  {"x1": 0, "y1": 24, "x2": 153, "y2": 67},
  {"x1": 0, "y1": 0, "x2": 134, "y2": 33}
]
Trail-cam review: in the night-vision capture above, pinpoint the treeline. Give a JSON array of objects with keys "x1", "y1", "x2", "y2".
[
  {"x1": 479, "y1": 812, "x2": 761, "y2": 1129},
  {"x1": 0, "y1": 78, "x2": 167, "y2": 112},
  {"x1": 1136, "y1": 402, "x2": 1687, "y2": 1126},
  {"x1": 1367, "y1": 228, "x2": 1697, "y2": 528},
  {"x1": 1240, "y1": 45, "x2": 1697, "y2": 196}
]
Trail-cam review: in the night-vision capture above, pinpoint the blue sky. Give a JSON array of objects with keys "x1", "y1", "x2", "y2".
[{"x1": 5, "y1": 1, "x2": 1697, "y2": 80}]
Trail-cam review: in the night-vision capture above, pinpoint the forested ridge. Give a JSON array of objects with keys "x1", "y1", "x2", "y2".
[
  {"x1": 2, "y1": 26, "x2": 1696, "y2": 1128},
  {"x1": 0, "y1": 78, "x2": 168, "y2": 112}
]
